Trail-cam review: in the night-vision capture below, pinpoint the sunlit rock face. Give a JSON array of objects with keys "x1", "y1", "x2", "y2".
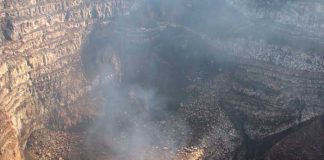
[
  {"x1": 1, "y1": 0, "x2": 324, "y2": 160},
  {"x1": 0, "y1": 0, "x2": 132, "y2": 159}
]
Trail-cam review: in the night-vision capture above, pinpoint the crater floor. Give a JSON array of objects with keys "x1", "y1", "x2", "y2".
[{"x1": 24, "y1": 129, "x2": 204, "y2": 160}]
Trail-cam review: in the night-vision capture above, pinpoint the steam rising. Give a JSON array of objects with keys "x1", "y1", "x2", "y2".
[
  {"x1": 79, "y1": 0, "x2": 251, "y2": 159},
  {"x1": 80, "y1": 0, "x2": 324, "y2": 159}
]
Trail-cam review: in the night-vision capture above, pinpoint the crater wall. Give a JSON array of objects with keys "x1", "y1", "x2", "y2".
[{"x1": 0, "y1": 0, "x2": 132, "y2": 159}]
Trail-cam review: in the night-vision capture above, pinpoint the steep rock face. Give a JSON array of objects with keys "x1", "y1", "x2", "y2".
[
  {"x1": 0, "y1": 0, "x2": 132, "y2": 159},
  {"x1": 1, "y1": 0, "x2": 324, "y2": 160}
]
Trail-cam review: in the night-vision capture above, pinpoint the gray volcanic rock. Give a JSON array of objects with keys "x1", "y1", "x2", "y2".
[
  {"x1": 268, "y1": 116, "x2": 324, "y2": 160},
  {"x1": 1, "y1": 0, "x2": 324, "y2": 160},
  {"x1": 179, "y1": 73, "x2": 243, "y2": 160}
]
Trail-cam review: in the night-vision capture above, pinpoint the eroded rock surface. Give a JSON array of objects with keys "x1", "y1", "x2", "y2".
[
  {"x1": 1, "y1": 0, "x2": 324, "y2": 160},
  {"x1": 0, "y1": 0, "x2": 132, "y2": 159}
]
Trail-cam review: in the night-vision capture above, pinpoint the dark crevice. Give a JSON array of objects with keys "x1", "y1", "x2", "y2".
[
  {"x1": 91, "y1": 8, "x2": 99, "y2": 19},
  {"x1": 219, "y1": 100, "x2": 253, "y2": 160},
  {"x1": 2, "y1": 13, "x2": 14, "y2": 41}
]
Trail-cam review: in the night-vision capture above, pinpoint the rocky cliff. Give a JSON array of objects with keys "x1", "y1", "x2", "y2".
[
  {"x1": 0, "y1": 0, "x2": 132, "y2": 159},
  {"x1": 1, "y1": 0, "x2": 324, "y2": 160}
]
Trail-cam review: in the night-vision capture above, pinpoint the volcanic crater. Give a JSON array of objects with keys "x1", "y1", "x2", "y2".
[{"x1": 1, "y1": 0, "x2": 324, "y2": 160}]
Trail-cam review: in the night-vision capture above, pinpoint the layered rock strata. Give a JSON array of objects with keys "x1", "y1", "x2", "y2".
[
  {"x1": 0, "y1": 0, "x2": 132, "y2": 159},
  {"x1": 1, "y1": 0, "x2": 324, "y2": 160}
]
